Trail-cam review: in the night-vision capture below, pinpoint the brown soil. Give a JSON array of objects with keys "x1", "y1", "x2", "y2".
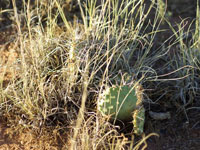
[
  {"x1": 0, "y1": 26, "x2": 19, "y2": 87},
  {"x1": 0, "y1": 119, "x2": 66, "y2": 150},
  {"x1": 145, "y1": 109, "x2": 200, "y2": 150}
]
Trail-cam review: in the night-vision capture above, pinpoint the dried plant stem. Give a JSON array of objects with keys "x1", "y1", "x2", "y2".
[{"x1": 70, "y1": 61, "x2": 90, "y2": 150}]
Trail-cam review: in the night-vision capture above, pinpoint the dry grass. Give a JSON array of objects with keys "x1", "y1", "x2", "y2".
[{"x1": 0, "y1": 0, "x2": 199, "y2": 149}]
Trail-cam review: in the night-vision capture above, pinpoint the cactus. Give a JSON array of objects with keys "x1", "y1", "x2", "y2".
[
  {"x1": 98, "y1": 84, "x2": 145, "y2": 135},
  {"x1": 133, "y1": 106, "x2": 145, "y2": 135}
]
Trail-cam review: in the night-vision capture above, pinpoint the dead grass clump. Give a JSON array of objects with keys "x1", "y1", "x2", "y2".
[{"x1": 2, "y1": 0, "x2": 199, "y2": 149}]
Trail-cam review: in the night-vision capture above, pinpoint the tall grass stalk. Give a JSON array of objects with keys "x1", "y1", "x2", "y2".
[{"x1": 0, "y1": 0, "x2": 169, "y2": 149}]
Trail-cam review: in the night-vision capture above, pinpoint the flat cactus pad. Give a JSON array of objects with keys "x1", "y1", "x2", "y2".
[
  {"x1": 98, "y1": 85, "x2": 145, "y2": 135},
  {"x1": 98, "y1": 85, "x2": 142, "y2": 121},
  {"x1": 133, "y1": 106, "x2": 145, "y2": 135}
]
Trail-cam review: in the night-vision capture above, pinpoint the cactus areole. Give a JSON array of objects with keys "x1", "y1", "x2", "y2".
[{"x1": 98, "y1": 85, "x2": 145, "y2": 135}]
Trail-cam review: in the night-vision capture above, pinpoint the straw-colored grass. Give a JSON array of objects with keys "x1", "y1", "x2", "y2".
[{"x1": 0, "y1": 0, "x2": 199, "y2": 149}]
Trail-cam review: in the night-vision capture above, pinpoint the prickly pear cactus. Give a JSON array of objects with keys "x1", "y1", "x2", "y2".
[
  {"x1": 98, "y1": 84, "x2": 145, "y2": 135},
  {"x1": 133, "y1": 105, "x2": 145, "y2": 135}
]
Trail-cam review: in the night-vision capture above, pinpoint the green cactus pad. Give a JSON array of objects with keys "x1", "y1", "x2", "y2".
[
  {"x1": 98, "y1": 84, "x2": 145, "y2": 135},
  {"x1": 98, "y1": 85, "x2": 141, "y2": 121},
  {"x1": 133, "y1": 106, "x2": 145, "y2": 135}
]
